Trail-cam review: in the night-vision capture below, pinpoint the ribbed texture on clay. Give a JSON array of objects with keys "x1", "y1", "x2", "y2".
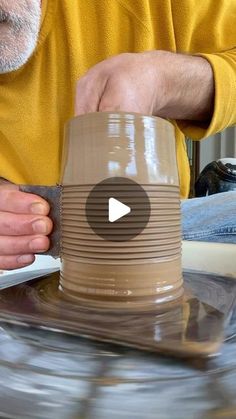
[{"x1": 60, "y1": 184, "x2": 183, "y2": 311}]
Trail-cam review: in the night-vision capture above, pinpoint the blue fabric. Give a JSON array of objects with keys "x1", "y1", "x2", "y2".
[{"x1": 181, "y1": 191, "x2": 236, "y2": 243}]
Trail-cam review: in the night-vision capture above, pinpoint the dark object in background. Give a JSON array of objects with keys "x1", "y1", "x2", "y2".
[{"x1": 195, "y1": 158, "x2": 236, "y2": 196}]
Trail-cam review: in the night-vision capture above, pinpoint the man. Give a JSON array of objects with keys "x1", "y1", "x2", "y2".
[{"x1": 0, "y1": 0, "x2": 235, "y2": 270}]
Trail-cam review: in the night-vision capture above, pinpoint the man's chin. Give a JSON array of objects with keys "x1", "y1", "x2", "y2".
[
  {"x1": 0, "y1": 8, "x2": 41, "y2": 74},
  {"x1": 0, "y1": 55, "x2": 31, "y2": 74},
  {"x1": 0, "y1": 40, "x2": 38, "y2": 74}
]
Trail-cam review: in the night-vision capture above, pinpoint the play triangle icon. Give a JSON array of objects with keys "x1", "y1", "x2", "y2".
[{"x1": 108, "y1": 198, "x2": 131, "y2": 223}]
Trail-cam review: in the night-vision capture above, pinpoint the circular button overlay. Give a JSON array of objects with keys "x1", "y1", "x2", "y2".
[{"x1": 85, "y1": 177, "x2": 151, "y2": 242}]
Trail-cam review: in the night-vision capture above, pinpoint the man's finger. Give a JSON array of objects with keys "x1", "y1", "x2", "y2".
[
  {"x1": 75, "y1": 72, "x2": 107, "y2": 116},
  {"x1": 98, "y1": 76, "x2": 148, "y2": 114},
  {"x1": 0, "y1": 212, "x2": 53, "y2": 236},
  {"x1": 0, "y1": 235, "x2": 50, "y2": 256},
  {"x1": 0, "y1": 189, "x2": 50, "y2": 215},
  {"x1": 0, "y1": 254, "x2": 35, "y2": 270}
]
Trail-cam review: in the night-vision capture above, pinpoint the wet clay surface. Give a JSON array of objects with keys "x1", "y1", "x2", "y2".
[
  {"x1": 61, "y1": 113, "x2": 183, "y2": 311},
  {"x1": 0, "y1": 271, "x2": 235, "y2": 358},
  {"x1": 62, "y1": 112, "x2": 179, "y2": 186}
]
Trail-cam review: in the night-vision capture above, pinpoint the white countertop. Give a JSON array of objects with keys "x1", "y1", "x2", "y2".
[{"x1": 182, "y1": 241, "x2": 236, "y2": 278}]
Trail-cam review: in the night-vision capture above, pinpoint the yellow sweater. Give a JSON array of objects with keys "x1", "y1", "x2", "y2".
[{"x1": 0, "y1": 0, "x2": 235, "y2": 198}]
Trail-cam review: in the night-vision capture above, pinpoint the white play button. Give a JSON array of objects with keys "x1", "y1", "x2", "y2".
[
  {"x1": 108, "y1": 197, "x2": 131, "y2": 223},
  {"x1": 86, "y1": 177, "x2": 151, "y2": 241}
]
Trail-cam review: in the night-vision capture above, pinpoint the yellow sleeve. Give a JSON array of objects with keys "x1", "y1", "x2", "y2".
[{"x1": 176, "y1": 48, "x2": 236, "y2": 140}]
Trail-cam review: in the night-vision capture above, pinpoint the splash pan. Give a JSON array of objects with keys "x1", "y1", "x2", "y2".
[{"x1": 0, "y1": 270, "x2": 235, "y2": 358}]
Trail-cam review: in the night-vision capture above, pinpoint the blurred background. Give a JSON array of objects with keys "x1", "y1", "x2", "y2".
[{"x1": 187, "y1": 126, "x2": 236, "y2": 196}]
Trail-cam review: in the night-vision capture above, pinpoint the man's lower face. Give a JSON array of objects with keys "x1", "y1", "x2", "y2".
[{"x1": 0, "y1": 0, "x2": 41, "y2": 74}]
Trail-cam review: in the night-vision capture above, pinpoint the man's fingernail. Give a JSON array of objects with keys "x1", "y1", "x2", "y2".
[
  {"x1": 32, "y1": 219, "x2": 47, "y2": 234},
  {"x1": 30, "y1": 202, "x2": 47, "y2": 215},
  {"x1": 30, "y1": 238, "x2": 48, "y2": 252},
  {"x1": 17, "y1": 255, "x2": 34, "y2": 265}
]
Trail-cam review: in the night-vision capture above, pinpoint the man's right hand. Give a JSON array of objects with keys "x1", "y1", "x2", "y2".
[{"x1": 0, "y1": 184, "x2": 53, "y2": 270}]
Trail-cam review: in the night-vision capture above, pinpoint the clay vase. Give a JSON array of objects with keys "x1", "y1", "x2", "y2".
[{"x1": 21, "y1": 112, "x2": 184, "y2": 312}]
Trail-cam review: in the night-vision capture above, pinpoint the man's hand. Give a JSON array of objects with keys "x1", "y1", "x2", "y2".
[
  {"x1": 75, "y1": 51, "x2": 214, "y2": 122},
  {"x1": 0, "y1": 184, "x2": 52, "y2": 270}
]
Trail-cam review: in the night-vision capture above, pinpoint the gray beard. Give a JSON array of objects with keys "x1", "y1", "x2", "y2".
[{"x1": 0, "y1": 4, "x2": 41, "y2": 74}]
